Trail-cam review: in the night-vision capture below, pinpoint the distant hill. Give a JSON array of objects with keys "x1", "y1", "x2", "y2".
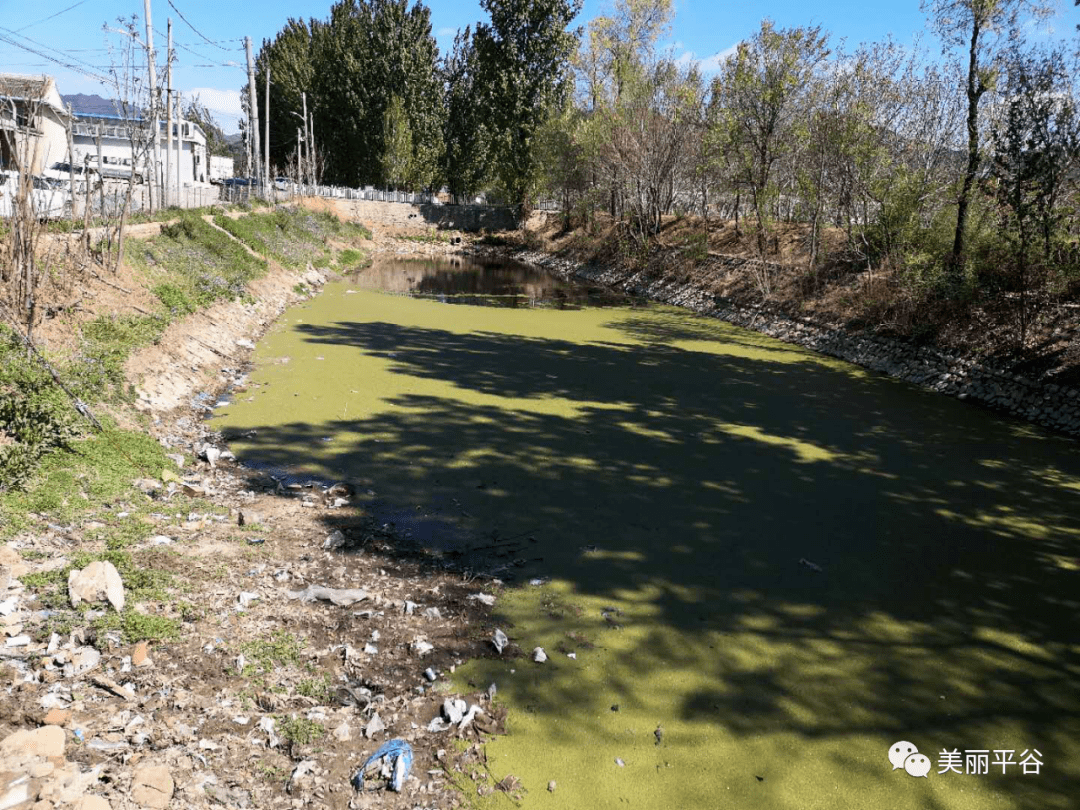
[{"x1": 61, "y1": 93, "x2": 126, "y2": 117}]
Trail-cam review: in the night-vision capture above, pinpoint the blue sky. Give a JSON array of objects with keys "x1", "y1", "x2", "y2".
[{"x1": 0, "y1": 0, "x2": 1076, "y2": 133}]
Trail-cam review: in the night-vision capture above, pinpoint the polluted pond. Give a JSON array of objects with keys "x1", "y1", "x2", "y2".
[{"x1": 203, "y1": 254, "x2": 1080, "y2": 809}]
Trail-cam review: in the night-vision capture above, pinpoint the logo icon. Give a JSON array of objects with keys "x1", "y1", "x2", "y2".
[
  {"x1": 889, "y1": 741, "x2": 918, "y2": 771},
  {"x1": 904, "y1": 753, "x2": 931, "y2": 778}
]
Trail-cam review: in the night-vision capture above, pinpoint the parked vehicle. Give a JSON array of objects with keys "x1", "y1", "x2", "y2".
[
  {"x1": 274, "y1": 177, "x2": 295, "y2": 192},
  {"x1": 0, "y1": 170, "x2": 70, "y2": 219},
  {"x1": 222, "y1": 177, "x2": 254, "y2": 187}
]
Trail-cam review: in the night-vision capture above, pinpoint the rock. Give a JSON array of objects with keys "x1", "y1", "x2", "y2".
[
  {"x1": 323, "y1": 530, "x2": 346, "y2": 551},
  {"x1": 364, "y1": 712, "x2": 385, "y2": 739},
  {"x1": 64, "y1": 647, "x2": 101, "y2": 678},
  {"x1": 131, "y1": 642, "x2": 151, "y2": 668},
  {"x1": 148, "y1": 535, "x2": 173, "y2": 546},
  {"x1": 333, "y1": 722, "x2": 352, "y2": 742},
  {"x1": 0, "y1": 546, "x2": 29, "y2": 578},
  {"x1": 5, "y1": 635, "x2": 30, "y2": 647},
  {"x1": 547, "y1": 780, "x2": 557, "y2": 792},
  {"x1": 410, "y1": 639, "x2": 433, "y2": 656},
  {"x1": 237, "y1": 510, "x2": 262, "y2": 527},
  {"x1": 42, "y1": 709, "x2": 71, "y2": 726},
  {"x1": 236, "y1": 592, "x2": 260, "y2": 610},
  {"x1": 68, "y1": 561, "x2": 124, "y2": 611},
  {"x1": 492, "y1": 629, "x2": 508, "y2": 654},
  {"x1": 423, "y1": 607, "x2": 441, "y2": 620},
  {"x1": 532, "y1": 647, "x2": 547, "y2": 663},
  {"x1": 131, "y1": 765, "x2": 174, "y2": 809},
  {"x1": 73, "y1": 797, "x2": 111, "y2": 810},
  {"x1": 0, "y1": 724, "x2": 66, "y2": 758}
]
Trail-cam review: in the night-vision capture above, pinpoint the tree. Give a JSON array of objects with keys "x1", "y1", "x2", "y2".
[
  {"x1": 443, "y1": 27, "x2": 493, "y2": 200},
  {"x1": 715, "y1": 20, "x2": 830, "y2": 261},
  {"x1": 922, "y1": 0, "x2": 1052, "y2": 279},
  {"x1": 990, "y1": 47, "x2": 1080, "y2": 346},
  {"x1": 474, "y1": 0, "x2": 583, "y2": 214},
  {"x1": 381, "y1": 94, "x2": 413, "y2": 190},
  {"x1": 185, "y1": 98, "x2": 231, "y2": 157},
  {"x1": 258, "y1": 0, "x2": 444, "y2": 189}
]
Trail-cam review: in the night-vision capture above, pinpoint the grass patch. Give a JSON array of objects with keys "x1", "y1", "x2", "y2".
[
  {"x1": 127, "y1": 212, "x2": 268, "y2": 318},
  {"x1": 399, "y1": 230, "x2": 450, "y2": 244},
  {"x1": 92, "y1": 609, "x2": 180, "y2": 645},
  {"x1": 296, "y1": 674, "x2": 333, "y2": 703},
  {"x1": 1, "y1": 423, "x2": 174, "y2": 537},
  {"x1": 337, "y1": 248, "x2": 369, "y2": 268},
  {"x1": 239, "y1": 631, "x2": 305, "y2": 675},
  {"x1": 276, "y1": 716, "x2": 326, "y2": 751},
  {"x1": 212, "y1": 208, "x2": 359, "y2": 269}
]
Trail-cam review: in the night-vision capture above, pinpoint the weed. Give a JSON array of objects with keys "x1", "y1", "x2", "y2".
[
  {"x1": 240, "y1": 631, "x2": 305, "y2": 675},
  {"x1": 93, "y1": 610, "x2": 180, "y2": 645},
  {"x1": 296, "y1": 675, "x2": 333, "y2": 703},
  {"x1": 293, "y1": 283, "x2": 309, "y2": 296},
  {"x1": 18, "y1": 549, "x2": 47, "y2": 561},
  {"x1": 338, "y1": 248, "x2": 369, "y2": 268},
  {"x1": 276, "y1": 716, "x2": 326, "y2": 750}
]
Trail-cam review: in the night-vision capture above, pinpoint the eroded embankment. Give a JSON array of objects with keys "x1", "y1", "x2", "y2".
[{"x1": 500, "y1": 247, "x2": 1080, "y2": 439}]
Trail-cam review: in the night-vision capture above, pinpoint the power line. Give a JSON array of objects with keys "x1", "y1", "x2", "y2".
[
  {"x1": 166, "y1": 0, "x2": 234, "y2": 52},
  {"x1": 15, "y1": 0, "x2": 88, "y2": 33},
  {"x1": 0, "y1": 32, "x2": 109, "y2": 83}
]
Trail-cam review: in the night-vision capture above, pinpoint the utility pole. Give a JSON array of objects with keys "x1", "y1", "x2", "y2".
[
  {"x1": 245, "y1": 37, "x2": 262, "y2": 194},
  {"x1": 301, "y1": 92, "x2": 309, "y2": 193},
  {"x1": 296, "y1": 127, "x2": 302, "y2": 189},
  {"x1": 166, "y1": 18, "x2": 172, "y2": 209},
  {"x1": 65, "y1": 104, "x2": 76, "y2": 219},
  {"x1": 309, "y1": 111, "x2": 316, "y2": 187},
  {"x1": 174, "y1": 91, "x2": 181, "y2": 202},
  {"x1": 96, "y1": 127, "x2": 104, "y2": 218},
  {"x1": 144, "y1": 0, "x2": 158, "y2": 212},
  {"x1": 264, "y1": 63, "x2": 270, "y2": 196}
]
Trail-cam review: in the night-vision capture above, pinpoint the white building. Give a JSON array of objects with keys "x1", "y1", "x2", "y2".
[
  {"x1": 63, "y1": 94, "x2": 213, "y2": 189},
  {"x1": 0, "y1": 74, "x2": 72, "y2": 175},
  {"x1": 209, "y1": 155, "x2": 234, "y2": 182}
]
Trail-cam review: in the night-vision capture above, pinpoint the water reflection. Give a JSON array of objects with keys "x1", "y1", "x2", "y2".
[{"x1": 349, "y1": 255, "x2": 640, "y2": 309}]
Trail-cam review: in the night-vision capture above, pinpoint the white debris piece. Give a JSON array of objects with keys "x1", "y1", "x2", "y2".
[
  {"x1": 532, "y1": 647, "x2": 548, "y2": 663},
  {"x1": 411, "y1": 639, "x2": 434, "y2": 656},
  {"x1": 467, "y1": 593, "x2": 496, "y2": 606},
  {"x1": 323, "y1": 530, "x2": 347, "y2": 550},
  {"x1": 442, "y1": 698, "x2": 467, "y2": 725},
  {"x1": 492, "y1": 629, "x2": 509, "y2": 654},
  {"x1": 286, "y1": 585, "x2": 368, "y2": 606},
  {"x1": 459, "y1": 704, "x2": 484, "y2": 731}
]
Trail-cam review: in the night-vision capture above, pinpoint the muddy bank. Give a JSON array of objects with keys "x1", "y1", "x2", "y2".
[{"x1": 491, "y1": 246, "x2": 1080, "y2": 439}]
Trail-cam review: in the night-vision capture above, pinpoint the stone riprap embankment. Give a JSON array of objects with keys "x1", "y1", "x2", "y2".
[{"x1": 507, "y1": 249, "x2": 1080, "y2": 439}]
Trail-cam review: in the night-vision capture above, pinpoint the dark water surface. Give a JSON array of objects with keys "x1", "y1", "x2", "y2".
[{"x1": 346, "y1": 254, "x2": 639, "y2": 309}]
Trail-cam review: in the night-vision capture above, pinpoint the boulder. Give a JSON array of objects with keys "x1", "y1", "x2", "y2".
[
  {"x1": 130, "y1": 765, "x2": 173, "y2": 809},
  {"x1": 0, "y1": 725, "x2": 66, "y2": 759},
  {"x1": 67, "y1": 562, "x2": 124, "y2": 611}
]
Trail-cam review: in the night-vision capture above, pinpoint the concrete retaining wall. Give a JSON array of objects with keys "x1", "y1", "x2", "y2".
[
  {"x1": 329, "y1": 199, "x2": 519, "y2": 232},
  {"x1": 509, "y1": 249, "x2": 1080, "y2": 439}
]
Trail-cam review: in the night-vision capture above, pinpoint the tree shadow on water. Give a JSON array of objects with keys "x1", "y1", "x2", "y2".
[{"x1": 227, "y1": 315, "x2": 1079, "y2": 807}]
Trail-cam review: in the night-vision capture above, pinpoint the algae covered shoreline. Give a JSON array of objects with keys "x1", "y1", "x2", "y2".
[{"x1": 210, "y1": 253, "x2": 1080, "y2": 810}]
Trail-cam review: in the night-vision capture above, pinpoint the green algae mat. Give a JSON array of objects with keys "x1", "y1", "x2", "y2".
[{"x1": 213, "y1": 257, "x2": 1080, "y2": 809}]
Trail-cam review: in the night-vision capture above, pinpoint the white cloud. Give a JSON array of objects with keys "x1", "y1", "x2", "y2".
[
  {"x1": 436, "y1": 27, "x2": 457, "y2": 38},
  {"x1": 675, "y1": 44, "x2": 739, "y2": 74},
  {"x1": 184, "y1": 87, "x2": 243, "y2": 130}
]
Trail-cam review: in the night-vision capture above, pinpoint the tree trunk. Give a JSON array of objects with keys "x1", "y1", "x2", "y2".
[{"x1": 951, "y1": 16, "x2": 983, "y2": 279}]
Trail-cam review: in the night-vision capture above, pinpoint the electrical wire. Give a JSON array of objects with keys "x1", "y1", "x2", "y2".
[
  {"x1": 166, "y1": 0, "x2": 236, "y2": 52},
  {"x1": 15, "y1": 0, "x2": 88, "y2": 33}
]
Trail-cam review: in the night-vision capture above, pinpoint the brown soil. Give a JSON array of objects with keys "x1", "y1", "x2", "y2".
[
  {"x1": 1, "y1": 204, "x2": 508, "y2": 810},
  {"x1": 527, "y1": 212, "x2": 1080, "y2": 386}
]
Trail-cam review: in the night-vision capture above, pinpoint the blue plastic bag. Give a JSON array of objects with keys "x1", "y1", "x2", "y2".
[{"x1": 352, "y1": 739, "x2": 413, "y2": 793}]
